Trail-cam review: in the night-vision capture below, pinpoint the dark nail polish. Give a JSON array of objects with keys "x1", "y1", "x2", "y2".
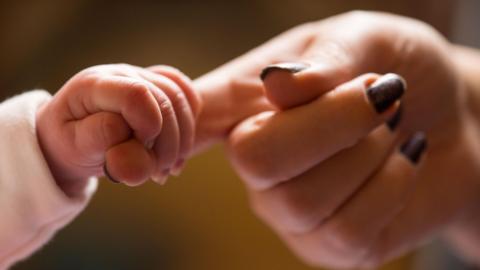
[
  {"x1": 367, "y1": 73, "x2": 406, "y2": 113},
  {"x1": 386, "y1": 105, "x2": 403, "y2": 131},
  {"x1": 260, "y1": 62, "x2": 309, "y2": 81},
  {"x1": 400, "y1": 132, "x2": 427, "y2": 164},
  {"x1": 103, "y1": 165, "x2": 120, "y2": 184}
]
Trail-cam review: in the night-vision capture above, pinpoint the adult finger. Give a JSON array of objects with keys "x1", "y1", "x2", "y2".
[
  {"x1": 250, "y1": 125, "x2": 396, "y2": 234},
  {"x1": 228, "y1": 73, "x2": 405, "y2": 190},
  {"x1": 281, "y1": 132, "x2": 427, "y2": 269}
]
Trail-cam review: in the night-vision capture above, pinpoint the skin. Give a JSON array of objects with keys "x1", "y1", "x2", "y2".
[
  {"x1": 196, "y1": 11, "x2": 480, "y2": 268},
  {"x1": 36, "y1": 10, "x2": 480, "y2": 269},
  {"x1": 36, "y1": 64, "x2": 202, "y2": 195}
]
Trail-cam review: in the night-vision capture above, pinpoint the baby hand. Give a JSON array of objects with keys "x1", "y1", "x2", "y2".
[{"x1": 36, "y1": 64, "x2": 201, "y2": 196}]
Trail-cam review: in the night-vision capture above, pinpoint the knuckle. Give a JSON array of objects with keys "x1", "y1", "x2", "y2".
[
  {"x1": 73, "y1": 68, "x2": 102, "y2": 88},
  {"x1": 118, "y1": 63, "x2": 134, "y2": 69},
  {"x1": 79, "y1": 65, "x2": 104, "y2": 75},
  {"x1": 162, "y1": 65, "x2": 183, "y2": 76},
  {"x1": 325, "y1": 222, "x2": 366, "y2": 254},
  {"x1": 170, "y1": 90, "x2": 189, "y2": 110},
  {"x1": 228, "y1": 138, "x2": 281, "y2": 189},
  {"x1": 360, "y1": 228, "x2": 393, "y2": 269},
  {"x1": 101, "y1": 113, "x2": 130, "y2": 146},
  {"x1": 113, "y1": 63, "x2": 136, "y2": 72},
  {"x1": 227, "y1": 116, "x2": 287, "y2": 189},
  {"x1": 127, "y1": 82, "x2": 152, "y2": 106},
  {"x1": 265, "y1": 188, "x2": 319, "y2": 232},
  {"x1": 318, "y1": 40, "x2": 356, "y2": 76},
  {"x1": 158, "y1": 99, "x2": 175, "y2": 120},
  {"x1": 344, "y1": 10, "x2": 380, "y2": 24}
]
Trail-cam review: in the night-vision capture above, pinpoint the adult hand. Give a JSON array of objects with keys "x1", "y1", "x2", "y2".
[{"x1": 203, "y1": 11, "x2": 480, "y2": 268}]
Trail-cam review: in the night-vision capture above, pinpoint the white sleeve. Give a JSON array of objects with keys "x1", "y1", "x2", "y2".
[{"x1": 0, "y1": 91, "x2": 98, "y2": 269}]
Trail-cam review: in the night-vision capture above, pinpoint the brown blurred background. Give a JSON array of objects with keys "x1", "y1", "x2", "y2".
[{"x1": 1, "y1": 0, "x2": 478, "y2": 269}]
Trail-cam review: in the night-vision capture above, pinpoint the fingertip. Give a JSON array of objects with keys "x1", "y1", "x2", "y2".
[
  {"x1": 365, "y1": 73, "x2": 406, "y2": 114},
  {"x1": 260, "y1": 62, "x2": 313, "y2": 110},
  {"x1": 170, "y1": 158, "x2": 185, "y2": 176},
  {"x1": 260, "y1": 62, "x2": 309, "y2": 81},
  {"x1": 151, "y1": 169, "x2": 170, "y2": 185},
  {"x1": 104, "y1": 139, "x2": 155, "y2": 186},
  {"x1": 260, "y1": 61, "x2": 354, "y2": 110}
]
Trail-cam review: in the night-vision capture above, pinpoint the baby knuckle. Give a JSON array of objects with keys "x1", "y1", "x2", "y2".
[
  {"x1": 344, "y1": 10, "x2": 382, "y2": 24},
  {"x1": 117, "y1": 63, "x2": 135, "y2": 70},
  {"x1": 79, "y1": 65, "x2": 104, "y2": 75},
  {"x1": 101, "y1": 113, "x2": 129, "y2": 145},
  {"x1": 72, "y1": 69, "x2": 102, "y2": 88},
  {"x1": 127, "y1": 82, "x2": 152, "y2": 105},
  {"x1": 170, "y1": 91, "x2": 189, "y2": 109},
  {"x1": 158, "y1": 100, "x2": 175, "y2": 120}
]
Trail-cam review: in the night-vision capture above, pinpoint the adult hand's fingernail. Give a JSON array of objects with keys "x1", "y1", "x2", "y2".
[
  {"x1": 367, "y1": 73, "x2": 406, "y2": 113},
  {"x1": 386, "y1": 104, "x2": 403, "y2": 131},
  {"x1": 260, "y1": 62, "x2": 309, "y2": 81},
  {"x1": 400, "y1": 132, "x2": 427, "y2": 164},
  {"x1": 103, "y1": 164, "x2": 120, "y2": 184}
]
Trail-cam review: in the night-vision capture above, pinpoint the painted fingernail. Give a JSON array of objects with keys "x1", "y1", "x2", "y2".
[
  {"x1": 400, "y1": 132, "x2": 427, "y2": 164},
  {"x1": 367, "y1": 73, "x2": 406, "y2": 113},
  {"x1": 103, "y1": 164, "x2": 120, "y2": 184},
  {"x1": 170, "y1": 159, "x2": 185, "y2": 176},
  {"x1": 260, "y1": 62, "x2": 309, "y2": 81},
  {"x1": 386, "y1": 105, "x2": 403, "y2": 131}
]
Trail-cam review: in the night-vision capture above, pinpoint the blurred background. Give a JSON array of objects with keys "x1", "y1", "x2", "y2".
[{"x1": 1, "y1": 0, "x2": 479, "y2": 269}]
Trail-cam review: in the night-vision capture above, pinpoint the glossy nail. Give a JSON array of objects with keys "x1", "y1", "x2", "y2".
[
  {"x1": 103, "y1": 164, "x2": 120, "y2": 184},
  {"x1": 400, "y1": 132, "x2": 427, "y2": 164},
  {"x1": 260, "y1": 62, "x2": 309, "y2": 81},
  {"x1": 386, "y1": 105, "x2": 403, "y2": 131},
  {"x1": 367, "y1": 73, "x2": 406, "y2": 113}
]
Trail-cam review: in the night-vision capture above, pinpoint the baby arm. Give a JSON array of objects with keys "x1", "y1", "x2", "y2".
[{"x1": 0, "y1": 64, "x2": 199, "y2": 269}]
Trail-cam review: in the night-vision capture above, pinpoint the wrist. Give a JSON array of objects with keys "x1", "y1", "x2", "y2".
[{"x1": 36, "y1": 102, "x2": 90, "y2": 198}]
